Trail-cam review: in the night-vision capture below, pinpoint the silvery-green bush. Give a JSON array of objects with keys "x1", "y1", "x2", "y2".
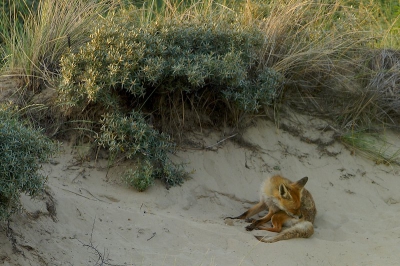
[
  {"x1": 97, "y1": 111, "x2": 185, "y2": 190},
  {"x1": 0, "y1": 106, "x2": 55, "y2": 221},
  {"x1": 58, "y1": 9, "x2": 282, "y2": 113}
]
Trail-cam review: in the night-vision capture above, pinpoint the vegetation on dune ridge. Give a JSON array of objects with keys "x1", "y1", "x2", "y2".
[
  {"x1": 0, "y1": 0, "x2": 398, "y2": 199},
  {"x1": 57, "y1": 4, "x2": 283, "y2": 190}
]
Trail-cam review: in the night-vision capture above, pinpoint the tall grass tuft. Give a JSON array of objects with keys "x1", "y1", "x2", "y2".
[
  {"x1": 341, "y1": 129, "x2": 400, "y2": 166},
  {"x1": 244, "y1": 0, "x2": 400, "y2": 130},
  {"x1": 239, "y1": 0, "x2": 400, "y2": 161},
  {"x1": 0, "y1": 0, "x2": 113, "y2": 92}
]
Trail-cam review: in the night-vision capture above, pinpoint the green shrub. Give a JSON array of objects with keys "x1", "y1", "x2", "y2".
[
  {"x1": 97, "y1": 111, "x2": 174, "y2": 161},
  {"x1": 153, "y1": 160, "x2": 186, "y2": 188},
  {"x1": 122, "y1": 161, "x2": 154, "y2": 192},
  {"x1": 223, "y1": 68, "x2": 283, "y2": 111},
  {"x1": 58, "y1": 9, "x2": 283, "y2": 115},
  {"x1": 0, "y1": 105, "x2": 55, "y2": 221},
  {"x1": 97, "y1": 111, "x2": 186, "y2": 189}
]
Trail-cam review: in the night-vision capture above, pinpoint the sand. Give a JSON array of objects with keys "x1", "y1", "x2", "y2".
[{"x1": 1, "y1": 113, "x2": 400, "y2": 266}]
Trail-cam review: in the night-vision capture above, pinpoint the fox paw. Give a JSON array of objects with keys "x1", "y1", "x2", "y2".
[
  {"x1": 245, "y1": 224, "x2": 256, "y2": 231},
  {"x1": 245, "y1": 218, "x2": 256, "y2": 223}
]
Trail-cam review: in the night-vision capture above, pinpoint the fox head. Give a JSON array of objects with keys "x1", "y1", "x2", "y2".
[{"x1": 277, "y1": 176, "x2": 308, "y2": 218}]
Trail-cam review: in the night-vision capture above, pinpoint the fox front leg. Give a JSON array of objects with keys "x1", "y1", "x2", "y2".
[
  {"x1": 225, "y1": 201, "x2": 267, "y2": 221},
  {"x1": 245, "y1": 211, "x2": 274, "y2": 231},
  {"x1": 255, "y1": 212, "x2": 288, "y2": 233}
]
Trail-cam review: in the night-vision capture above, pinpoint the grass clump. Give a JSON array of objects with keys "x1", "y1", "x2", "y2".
[
  {"x1": 341, "y1": 129, "x2": 400, "y2": 166},
  {"x1": 0, "y1": 105, "x2": 55, "y2": 221},
  {"x1": 97, "y1": 111, "x2": 186, "y2": 189}
]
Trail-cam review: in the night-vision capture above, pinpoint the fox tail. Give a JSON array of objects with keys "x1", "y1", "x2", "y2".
[{"x1": 255, "y1": 221, "x2": 314, "y2": 243}]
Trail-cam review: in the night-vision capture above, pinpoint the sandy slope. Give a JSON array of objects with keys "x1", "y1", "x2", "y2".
[{"x1": 1, "y1": 115, "x2": 400, "y2": 266}]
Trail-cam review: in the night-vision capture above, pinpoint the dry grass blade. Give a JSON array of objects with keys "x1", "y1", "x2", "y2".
[
  {"x1": 1, "y1": 0, "x2": 114, "y2": 90},
  {"x1": 341, "y1": 130, "x2": 400, "y2": 166},
  {"x1": 252, "y1": 0, "x2": 400, "y2": 133}
]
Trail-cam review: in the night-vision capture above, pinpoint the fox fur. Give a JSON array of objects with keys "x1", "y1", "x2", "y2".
[{"x1": 226, "y1": 175, "x2": 316, "y2": 243}]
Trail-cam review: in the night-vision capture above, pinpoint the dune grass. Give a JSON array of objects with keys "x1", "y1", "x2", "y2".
[
  {"x1": 341, "y1": 129, "x2": 400, "y2": 166},
  {"x1": 0, "y1": 0, "x2": 112, "y2": 90}
]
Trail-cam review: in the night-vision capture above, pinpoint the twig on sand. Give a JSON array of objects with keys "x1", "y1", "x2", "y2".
[
  {"x1": 80, "y1": 188, "x2": 109, "y2": 203},
  {"x1": 59, "y1": 187, "x2": 109, "y2": 204},
  {"x1": 77, "y1": 218, "x2": 124, "y2": 266},
  {"x1": 147, "y1": 232, "x2": 156, "y2": 241},
  {"x1": 205, "y1": 133, "x2": 238, "y2": 150},
  {"x1": 59, "y1": 188, "x2": 93, "y2": 201}
]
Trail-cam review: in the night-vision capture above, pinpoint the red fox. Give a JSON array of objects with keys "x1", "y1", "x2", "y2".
[{"x1": 225, "y1": 175, "x2": 316, "y2": 243}]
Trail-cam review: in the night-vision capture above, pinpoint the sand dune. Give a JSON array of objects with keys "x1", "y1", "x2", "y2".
[{"x1": 1, "y1": 115, "x2": 400, "y2": 265}]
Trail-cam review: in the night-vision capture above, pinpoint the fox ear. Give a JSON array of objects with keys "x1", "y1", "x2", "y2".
[
  {"x1": 279, "y1": 184, "x2": 290, "y2": 199},
  {"x1": 294, "y1": 176, "x2": 308, "y2": 188}
]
